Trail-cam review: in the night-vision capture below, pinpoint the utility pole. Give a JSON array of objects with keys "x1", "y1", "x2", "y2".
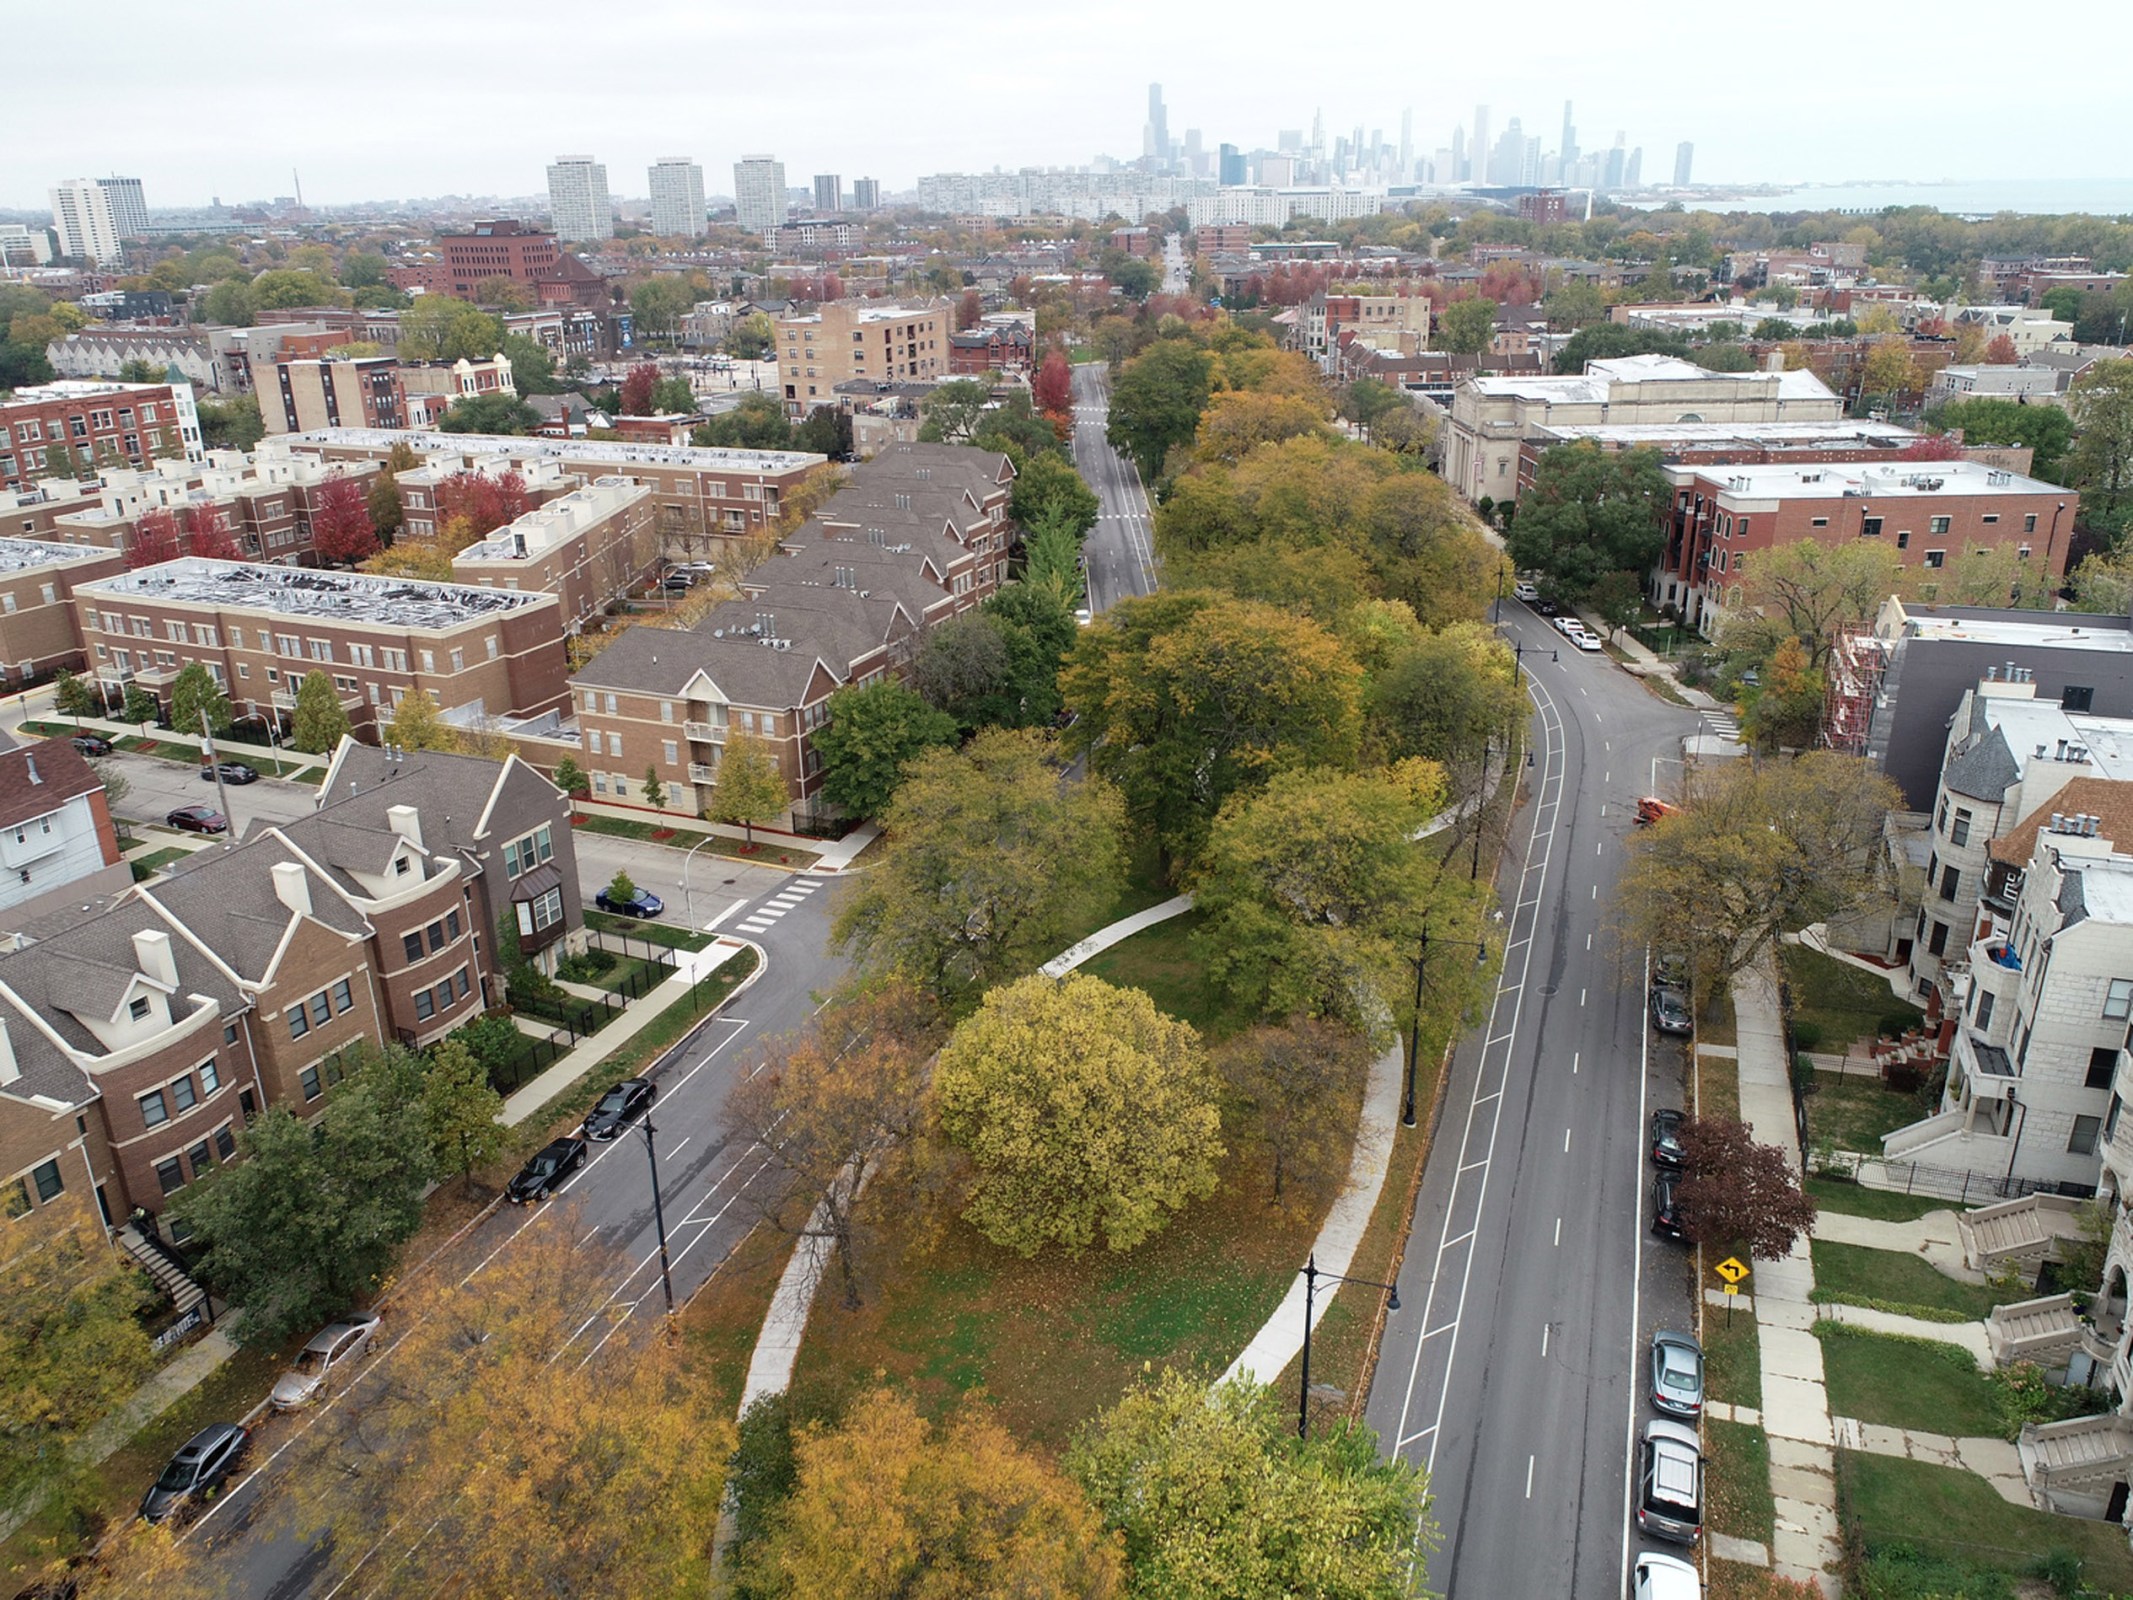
[
  {"x1": 200, "y1": 708, "x2": 232, "y2": 849},
  {"x1": 640, "y1": 1116, "x2": 676, "y2": 1314}
]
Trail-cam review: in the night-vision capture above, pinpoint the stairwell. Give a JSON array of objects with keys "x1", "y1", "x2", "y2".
[
  {"x1": 1987, "y1": 1294, "x2": 2085, "y2": 1373},
  {"x1": 118, "y1": 1223, "x2": 207, "y2": 1317},
  {"x1": 2020, "y1": 1414, "x2": 2133, "y2": 1517},
  {"x1": 1958, "y1": 1194, "x2": 2087, "y2": 1276},
  {"x1": 1881, "y1": 1107, "x2": 2000, "y2": 1163}
]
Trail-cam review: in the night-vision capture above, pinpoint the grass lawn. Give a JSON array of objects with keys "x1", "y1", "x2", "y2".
[
  {"x1": 1699, "y1": 1052, "x2": 1742, "y2": 1123},
  {"x1": 570, "y1": 812, "x2": 821, "y2": 869},
  {"x1": 1702, "y1": 1302, "x2": 1762, "y2": 1410},
  {"x1": 585, "y1": 909, "x2": 714, "y2": 951},
  {"x1": 1816, "y1": 1322, "x2": 2000, "y2": 1436},
  {"x1": 1078, "y1": 907, "x2": 1256, "y2": 1042},
  {"x1": 1811, "y1": 1240, "x2": 2000, "y2": 1322},
  {"x1": 115, "y1": 736, "x2": 313, "y2": 779},
  {"x1": 1809, "y1": 1174, "x2": 1955, "y2": 1223},
  {"x1": 1807, "y1": 1069, "x2": 1929, "y2": 1156},
  {"x1": 559, "y1": 950, "x2": 667, "y2": 996},
  {"x1": 1781, "y1": 943, "x2": 1922, "y2": 1052},
  {"x1": 1839, "y1": 1449, "x2": 2133, "y2": 1592},
  {"x1": 1704, "y1": 1417, "x2": 1776, "y2": 1544},
  {"x1": 680, "y1": 1219, "x2": 794, "y2": 1422},
  {"x1": 1698, "y1": 985, "x2": 1738, "y2": 1050},
  {"x1": 1707, "y1": 1564, "x2": 1823, "y2": 1600},
  {"x1": 127, "y1": 845, "x2": 195, "y2": 882}
]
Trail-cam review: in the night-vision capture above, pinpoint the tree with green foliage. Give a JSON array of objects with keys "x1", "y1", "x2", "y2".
[
  {"x1": 1107, "y1": 338, "x2": 1213, "y2": 480},
  {"x1": 642, "y1": 766, "x2": 665, "y2": 810},
  {"x1": 1061, "y1": 591, "x2": 1364, "y2": 869},
  {"x1": 708, "y1": 731, "x2": 788, "y2": 845},
  {"x1": 629, "y1": 277, "x2": 696, "y2": 343},
  {"x1": 1099, "y1": 250, "x2": 1158, "y2": 300},
  {"x1": 1437, "y1": 297, "x2": 1499, "y2": 357},
  {"x1": 400, "y1": 297, "x2": 505, "y2": 363},
  {"x1": 439, "y1": 393, "x2": 541, "y2": 435},
  {"x1": 1219, "y1": 1018, "x2": 1371, "y2": 1207},
  {"x1": 916, "y1": 378, "x2": 991, "y2": 444},
  {"x1": 250, "y1": 268, "x2": 347, "y2": 310},
  {"x1": 811, "y1": 681, "x2": 959, "y2": 820},
  {"x1": 1367, "y1": 622, "x2": 1525, "y2": 786},
  {"x1": 910, "y1": 611, "x2": 1018, "y2": 731},
  {"x1": 169, "y1": 660, "x2": 232, "y2": 739},
  {"x1": 1504, "y1": 441, "x2": 1669, "y2": 600},
  {"x1": 423, "y1": 1038, "x2": 506, "y2": 1195},
  {"x1": 727, "y1": 311, "x2": 775, "y2": 360},
  {"x1": 552, "y1": 755, "x2": 589, "y2": 798},
  {"x1": 0, "y1": 1199, "x2": 156, "y2": 1515},
  {"x1": 170, "y1": 1046, "x2": 436, "y2": 1347},
  {"x1": 1926, "y1": 395, "x2": 2075, "y2": 483},
  {"x1": 499, "y1": 333, "x2": 559, "y2": 394},
  {"x1": 1068, "y1": 1370, "x2": 1435, "y2": 1595},
  {"x1": 2067, "y1": 358, "x2": 2133, "y2": 534},
  {"x1": 692, "y1": 393, "x2": 792, "y2": 449},
  {"x1": 194, "y1": 394, "x2": 264, "y2": 450},
  {"x1": 289, "y1": 670, "x2": 351, "y2": 753},
  {"x1": 649, "y1": 376, "x2": 696, "y2": 416},
  {"x1": 1010, "y1": 449, "x2": 1099, "y2": 536},
  {"x1": 792, "y1": 404, "x2": 853, "y2": 459},
  {"x1": 198, "y1": 280, "x2": 257, "y2": 327},
  {"x1": 120, "y1": 682, "x2": 160, "y2": 725},
  {"x1": 385, "y1": 688, "x2": 460, "y2": 752},
  {"x1": 1544, "y1": 280, "x2": 1608, "y2": 331},
  {"x1": 1723, "y1": 537, "x2": 1902, "y2": 671},
  {"x1": 973, "y1": 389, "x2": 1070, "y2": 461},
  {"x1": 936, "y1": 971, "x2": 1219, "y2": 1255},
  {"x1": 52, "y1": 667, "x2": 99, "y2": 722},
  {"x1": 340, "y1": 252, "x2": 391, "y2": 290},
  {"x1": 1023, "y1": 511, "x2": 1087, "y2": 606},
  {"x1": 1552, "y1": 323, "x2": 1692, "y2": 374},
  {"x1": 834, "y1": 729, "x2": 1125, "y2": 1010},
  {"x1": 1739, "y1": 636, "x2": 1827, "y2": 752}
]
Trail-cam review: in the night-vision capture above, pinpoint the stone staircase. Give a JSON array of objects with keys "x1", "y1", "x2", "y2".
[
  {"x1": 1958, "y1": 1193, "x2": 2086, "y2": 1277},
  {"x1": 1987, "y1": 1293, "x2": 2085, "y2": 1373},
  {"x1": 1880, "y1": 1107, "x2": 1989, "y2": 1161},
  {"x1": 118, "y1": 1222, "x2": 207, "y2": 1317},
  {"x1": 2020, "y1": 1414, "x2": 2133, "y2": 1517}
]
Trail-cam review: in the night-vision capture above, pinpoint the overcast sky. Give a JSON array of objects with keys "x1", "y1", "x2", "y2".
[{"x1": 4, "y1": 0, "x2": 2119, "y2": 211}]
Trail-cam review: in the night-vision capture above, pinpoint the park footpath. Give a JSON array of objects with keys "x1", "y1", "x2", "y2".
[{"x1": 1710, "y1": 960, "x2": 2029, "y2": 1597}]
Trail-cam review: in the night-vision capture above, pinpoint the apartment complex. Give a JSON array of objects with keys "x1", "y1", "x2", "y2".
[
  {"x1": 0, "y1": 742, "x2": 579, "y2": 1244},
  {"x1": 0, "y1": 381, "x2": 203, "y2": 491},
  {"x1": 0, "y1": 538, "x2": 127, "y2": 683},
  {"x1": 1659, "y1": 460, "x2": 2077, "y2": 631},
  {"x1": 567, "y1": 443, "x2": 1013, "y2": 819},
  {"x1": 546, "y1": 156, "x2": 613, "y2": 243},
  {"x1": 776, "y1": 299, "x2": 951, "y2": 418},
  {"x1": 649, "y1": 159, "x2": 707, "y2": 238},
  {"x1": 73, "y1": 559, "x2": 569, "y2": 737},
  {"x1": 282, "y1": 429, "x2": 825, "y2": 557},
  {"x1": 451, "y1": 477, "x2": 658, "y2": 634},
  {"x1": 733, "y1": 156, "x2": 788, "y2": 235},
  {"x1": 46, "y1": 179, "x2": 123, "y2": 265},
  {"x1": 250, "y1": 352, "x2": 515, "y2": 435}
]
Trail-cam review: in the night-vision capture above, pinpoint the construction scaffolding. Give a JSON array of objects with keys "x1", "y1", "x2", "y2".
[{"x1": 1821, "y1": 619, "x2": 1889, "y2": 757}]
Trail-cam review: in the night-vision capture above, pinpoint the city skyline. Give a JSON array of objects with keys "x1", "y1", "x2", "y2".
[{"x1": 0, "y1": 0, "x2": 2115, "y2": 211}]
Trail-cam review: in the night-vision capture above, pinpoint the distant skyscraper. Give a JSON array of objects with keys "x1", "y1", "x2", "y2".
[
  {"x1": 1277, "y1": 129, "x2": 1302, "y2": 154},
  {"x1": 851, "y1": 177, "x2": 881, "y2": 211},
  {"x1": 647, "y1": 158, "x2": 706, "y2": 238},
  {"x1": 1398, "y1": 108, "x2": 1414, "y2": 179},
  {"x1": 733, "y1": 156, "x2": 788, "y2": 234},
  {"x1": 1145, "y1": 83, "x2": 1169, "y2": 170},
  {"x1": 546, "y1": 156, "x2": 612, "y2": 242},
  {"x1": 1218, "y1": 143, "x2": 1245, "y2": 186},
  {"x1": 1560, "y1": 102, "x2": 1578, "y2": 176},
  {"x1": 1673, "y1": 142, "x2": 1694, "y2": 188},
  {"x1": 47, "y1": 179, "x2": 122, "y2": 264},
  {"x1": 1451, "y1": 124, "x2": 1466, "y2": 182},
  {"x1": 1626, "y1": 147, "x2": 1645, "y2": 188},
  {"x1": 1602, "y1": 133, "x2": 1628, "y2": 192},
  {"x1": 813, "y1": 174, "x2": 843, "y2": 213},
  {"x1": 1471, "y1": 105, "x2": 1491, "y2": 182},
  {"x1": 96, "y1": 177, "x2": 147, "y2": 241}
]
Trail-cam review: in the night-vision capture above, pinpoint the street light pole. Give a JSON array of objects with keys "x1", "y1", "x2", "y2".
[
  {"x1": 1299, "y1": 1252, "x2": 1400, "y2": 1438},
  {"x1": 640, "y1": 1116, "x2": 676, "y2": 1314},
  {"x1": 679, "y1": 830, "x2": 719, "y2": 928},
  {"x1": 1402, "y1": 926, "x2": 1490, "y2": 1128}
]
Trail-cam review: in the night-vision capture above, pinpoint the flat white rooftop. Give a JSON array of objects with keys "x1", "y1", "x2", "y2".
[
  {"x1": 1698, "y1": 461, "x2": 2064, "y2": 500},
  {"x1": 79, "y1": 558, "x2": 550, "y2": 628},
  {"x1": 1539, "y1": 420, "x2": 1917, "y2": 446},
  {"x1": 1982, "y1": 697, "x2": 2133, "y2": 781},
  {"x1": 282, "y1": 428, "x2": 822, "y2": 475},
  {"x1": 0, "y1": 537, "x2": 112, "y2": 571}
]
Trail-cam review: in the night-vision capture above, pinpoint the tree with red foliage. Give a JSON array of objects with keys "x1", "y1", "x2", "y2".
[
  {"x1": 435, "y1": 470, "x2": 529, "y2": 537},
  {"x1": 127, "y1": 507, "x2": 182, "y2": 568},
  {"x1": 1675, "y1": 1116, "x2": 1816, "y2": 1260},
  {"x1": 1983, "y1": 334, "x2": 2020, "y2": 365},
  {"x1": 311, "y1": 474, "x2": 379, "y2": 565},
  {"x1": 1032, "y1": 349, "x2": 1074, "y2": 420},
  {"x1": 956, "y1": 290, "x2": 982, "y2": 332},
  {"x1": 619, "y1": 362, "x2": 659, "y2": 416},
  {"x1": 1898, "y1": 433, "x2": 1967, "y2": 461},
  {"x1": 182, "y1": 503, "x2": 243, "y2": 561}
]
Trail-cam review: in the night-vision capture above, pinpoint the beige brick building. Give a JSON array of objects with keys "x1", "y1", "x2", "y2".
[
  {"x1": 777, "y1": 299, "x2": 953, "y2": 418},
  {"x1": 0, "y1": 538, "x2": 126, "y2": 684},
  {"x1": 452, "y1": 476, "x2": 658, "y2": 635}
]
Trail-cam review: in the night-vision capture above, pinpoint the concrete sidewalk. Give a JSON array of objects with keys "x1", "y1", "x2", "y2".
[
  {"x1": 1039, "y1": 895, "x2": 1192, "y2": 978},
  {"x1": 1811, "y1": 1207, "x2": 1982, "y2": 1283},
  {"x1": 1831, "y1": 1415, "x2": 2030, "y2": 1505}
]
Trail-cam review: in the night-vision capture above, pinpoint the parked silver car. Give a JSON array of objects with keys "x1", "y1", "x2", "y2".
[
  {"x1": 1635, "y1": 1419, "x2": 1704, "y2": 1544},
  {"x1": 270, "y1": 1312, "x2": 381, "y2": 1410},
  {"x1": 1651, "y1": 1329, "x2": 1705, "y2": 1420}
]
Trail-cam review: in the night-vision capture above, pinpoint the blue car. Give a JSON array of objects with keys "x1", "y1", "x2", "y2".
[{"x1": 595, "y1": 886, "x2": 664, "y2": 919}]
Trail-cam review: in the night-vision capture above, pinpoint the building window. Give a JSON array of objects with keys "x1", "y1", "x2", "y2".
[
  {"x1": 414, "y1": 989, "x2": 435, "y2": 1022},
  {"x1": 224, "y1": 1022, "x2": 238, "y2": 1046},
  {"x1": 1950, "y1": 808, "x2": 1972, "y2": 848},
  {"x1": 1928, "y1": 921, "x2": 1949, "y2": 956},
  {"x1": 2024, "y1": 514, "x2": 2038, "y2": 533},
  {"x1": 403, "y1": 931, "x2": 424, "y2": 963},
  {"x1": 288, "y1": 1004, "x2": 310, "y2": 1040},
  {"x1": 1939, "y1": 865, "x2": 1959, "y2": 901},
  {"x1": 2108, "y1": 979, "x2": 2133, "y2": 1021},
  {"x1": 300, "y1": 1065, "x2": 322, "y2": 1100},
  {"x1": 187, "y1": 1140, "x2": 212, "y2": 1177},
  {"x1": 1929, "y1": 516, "x2": 1951, "y2": 535},
  {"x1": 129, "y1": 996, "x2": 151, "y2": 1021},
  {"x1": 139, "y1": 1088, "x2": 168, "y2": 1127},
  {"x1": 2088, "y1": 1047, "x2": 2119, "y2": 1090},
  {"x1": 1811, "y1": 517, "x2": 1829, "y2": 528},
  {"x1": 504, "y1": 826, "x2": 554, "y2": 878},
  {"x1": 2071, "y1": 1115, "x2": 2104, "y2": 1156},
  {"x1": 1974, "y1": 990, "x2": 1995, "y2": 1032},
  {"x1": 1923, "y1": 550, "x2": 1944, "y2": 569},
  {"x1": 155, "y1": 1157, "x2": 185, "y2": 1195},
  {"x1": 333, "y1": 978, "x2": 353, "y2": 1013},
  {"x1": 200, "y1": 1058, "x2": 220, "y2": 1095},
  {"x1": 31, "y1": 1158, "x2": 62, "y2": 1203},
  {"x1": 455, "y1": 967, "x2": 470, "y2": 999},
  {"x1": 664, "y1": 740, "x2": 679, "y2": 766},
  {"x1": 311, "y1": 991, "x2": 331, "y2": 1027},
  {"x1": 1860, "y1": 516, "x2": 1883, "y2": 538},
  {"x1": 214, "y1": 1126, "x2": 235, "y2": 1161},
  {"x1": 170, "y1": 1075, "x2": 196, "y2": 1114}
]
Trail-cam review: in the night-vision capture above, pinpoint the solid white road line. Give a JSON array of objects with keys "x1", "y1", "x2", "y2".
[{"x1": 706, "y1": 902, "x2": 741, "y2": 930}]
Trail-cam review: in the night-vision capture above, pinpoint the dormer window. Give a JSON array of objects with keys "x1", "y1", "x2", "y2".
[
  {"x1": 129, "y1": 996, "x2": 151, "y2": 1021},
  {"x1": 395, "y1": 855, "x2": 412, "y2": 876}
]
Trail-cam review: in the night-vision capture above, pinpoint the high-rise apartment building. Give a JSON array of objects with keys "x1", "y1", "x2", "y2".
[
  {"x1": 733, "y1": 156, "x2": 788, "y2": 235},
  {"x1": 47, "y1": 180, "x2": 123, "y2": 265},
  {"x1": 545, "y1": 156, "x2": 613, "y2": 243},
  {"x1": 647, "y1": 158, "x2": 706, "y2": 238},
  {"x1": 1674, "y1": 142, "x2": 1695, "y2": 187},
  {"x1": 96, "y1": 177, "x2": 148, "y2": 241},
  {"x1": 1470, "y1": 106, "x2": 1491, "y2": 182},
  {"x1": 851, "y1": 177, "x2": 881, "y2": 211},
  {"x1": 812, "y1": 174, "x2": 842, "y2": 214},
  {"x1": 1218, "y1": 144, "x2": 1245, "y2": 186}
]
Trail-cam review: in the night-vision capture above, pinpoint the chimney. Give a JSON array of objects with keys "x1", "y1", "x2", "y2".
[
  {"x1": 272, "y1": 861, "x2": 312, "y2": 917},
  {"x1": 24, "y1": 755, "x2": 38, "y2": 786},
  {"x1": 132, "y1": 928, "x2": 178, "y2": 990},
  {"x1": 0, "y1": 1016, "x2": 17, "y2": 1087},
  {"x1": 2050, "y1": 812, "x2": 2065, "y2": 832},
  {"x1": 1762, "y1": 349, "x2": 1784, "y2": 373},
  {"x1": 386, "y1": 803, "x2": 423, "y2": 853}
]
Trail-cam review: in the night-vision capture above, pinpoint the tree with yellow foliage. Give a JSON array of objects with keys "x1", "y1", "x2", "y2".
[{"x1": 383, "y1": 688, "x2": 460, "y2": 752}]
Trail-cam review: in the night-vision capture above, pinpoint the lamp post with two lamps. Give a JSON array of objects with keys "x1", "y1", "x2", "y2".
[
  {"x1": 1297, "y1": 1252, "x2": 1400, "y2": 1437},
  {"x1": 1402, "y1": 923, "x2": 1491, "y2": 1127}
]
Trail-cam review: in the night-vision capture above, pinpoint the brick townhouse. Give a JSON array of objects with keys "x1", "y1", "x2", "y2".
[
  {"x1": 0, "y1": 537, "x2": 127, "y2": 684},
  {"x1": 0, "y1": 741, "x2": 578, "y2": 1244},
  {"x1": 73, "y1": 558, "x2": 569, "y2": 739},
  {"x1": 41, "y1": 449, "x2": 386, "y2": 568},
  {"x1": 0, "y1": 380, "x2": 204, "y2": 491},
  {"x1": 452, "y1": 476, "x2": 659, "y2": 635},
  {"x1": 566, "y1": 443, "x2": 1015, "y2": 820},
  {"x1": 1658, "y1": 461, "x2": 2078, "y2": 633}
]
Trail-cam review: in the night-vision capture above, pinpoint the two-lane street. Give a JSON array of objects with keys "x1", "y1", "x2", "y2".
[
  {"x1": 1368, "y1": 605, "x2": 1705, "y2": 1597},
  {"x1": 1069, "y1": 362, "x2": 1157, "y2": 615}
]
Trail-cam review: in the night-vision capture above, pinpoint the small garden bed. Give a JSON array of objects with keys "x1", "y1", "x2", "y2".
[
  {"x1": 1816, "y1": 1322, "x2": 1999, "y2": 1436},
  {"x1": 1810, "y1": 1240, "x2": 2001, "y2": 1322}
]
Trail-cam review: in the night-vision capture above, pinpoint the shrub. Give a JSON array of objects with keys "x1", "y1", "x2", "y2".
[
  {"x1": 1989, "y1": 1361, "x2": 2111, "y2": 1439},
  {"x1": 1791, "y1": 1020, "x2": 1826, "y2": 1053}
]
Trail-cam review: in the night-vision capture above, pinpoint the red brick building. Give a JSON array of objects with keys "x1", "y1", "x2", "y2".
[
  {"x1": 0, "y1": 381, "x2": 202, "y2": 491},
  {"x1": 947, "y1": 323, "x2": 1036, "y2": 374}
]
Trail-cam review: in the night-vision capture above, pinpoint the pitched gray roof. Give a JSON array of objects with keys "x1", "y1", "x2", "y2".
[
  {"x1": 314, "y1": 743, "x2": 516, "y2": 856},
  {"x1": 0, "y1": 894, "x2": 244, "y2": 1059},
  {"x1": 571, "y1": 622, "x2": 836, "y2": 709},
  {"x1": 146, "y1": 843, "x2": 368, "y2": 980},
  {"x1": 700, "y1": 585, "x2": 915, "y2": 674},
  {"x1": 1944, "y1": 724, "x2": 2021, "y2": 802}
]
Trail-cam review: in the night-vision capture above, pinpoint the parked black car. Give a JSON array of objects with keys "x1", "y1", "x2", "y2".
[
  {"x1": 200, "y1": 761, "x2": 259, "y2": 785},
  {"x1": 164, "y1": 805, "x2": 228, "y2": 835},
  {"x1": 139, "y1": 1423, "x2": 250, "y2": 1523},
  {"x1": 506, "y1": 1136, "x2": 587, "y2": 1203},
  {"x1": 70, "y1": 735, "x2": 113, "y2": 757},
  {"x1": 1652, "y1": 1172, "x2": 1690, "y2": 1241},
  {"x1": 1649, "y1": 1108, "x2": 1687, "y2": 1169},
  {"x1": 595, "y1": 885, "x2": 664, "y2": 918},
  {"x1": 583, "y1": 1078, "x2": 656, "y2": 1141}
]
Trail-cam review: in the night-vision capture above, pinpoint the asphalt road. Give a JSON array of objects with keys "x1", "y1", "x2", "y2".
[
  {"x1": 151, "y1": 837, "x2": 852, "y2": 1597},
  {"x1": 95, "y1": 745, "x2": 319, "y2": 841},
  {"x1": 1069, "y1": 362, "x2": 1157, "y2": 615},
  {"x1": 1364, "y1": 604, "x2": 1709, "y2": 1598},
  {"x1": 1160, "y1": 233, "x2": 1190, "y2": 295}
]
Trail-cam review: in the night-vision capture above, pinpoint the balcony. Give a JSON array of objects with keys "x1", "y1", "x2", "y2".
[
  {"x1": 688, "y1": 763, "x2": 718, "y2": 786},
  {"x1": 683, "y1": 720, "x2": 726, "y2": 744}
]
